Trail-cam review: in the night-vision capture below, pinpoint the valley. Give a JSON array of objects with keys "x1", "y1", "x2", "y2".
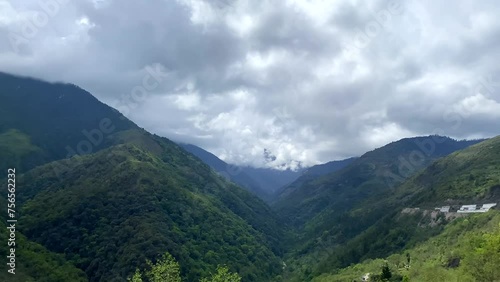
[
  {"x1": 2, "y1": 1, "x2": 500, "y2": 281},
  {"x1": 0, "y1": 72, "x2": 499, "y2": 282}
]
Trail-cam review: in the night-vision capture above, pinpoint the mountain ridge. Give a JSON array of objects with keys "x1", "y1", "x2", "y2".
[
  {"x1": 179, "y1": 143, "x2": 305, "y2": 200},
  {"x1": 1, "y1": 71, "x2": 498, "y2": 281},
  {"x1": 0, "y1": 72, "x2": 284, "y2": 281},
  {"x1": 274, "y1": 135, "x2": 487, "y2": 280}
]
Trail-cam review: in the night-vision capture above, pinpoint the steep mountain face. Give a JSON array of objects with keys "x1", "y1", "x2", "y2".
[
  {"x1": 313, "y1": 136, "x2": 500, "y2": 281},
  {"x1": 179, "y1": 143, "x2": 303, "y2": 199},
  {"x1": 0, "y1": 73, "x2": 284, "y2": 281},
  {"x1": 2, "y1": 72, "x2": 497, "y2": 282},
  {"x1": 0, "y1": 72, "x2": 136, "y2": 173},
  {"x1": 179, "y1": 143, "x2": 269, "y2": 199},
  {"x1": 275, "y1": 157, "x2": 357, "y2": 200},
  {"x1": 17, "y1": 144, "x2": 283, "y2": 281},
  {"x1": 274, "y1": 136, "x2": 483, "y2": 228},
  {"x1": 240, "y1": 166, "x2": 303, "y2": 195},
  {"x1": 300, "y1": 158, "x2": 358, "y2": 177},
  {"x1": 396, "y1": 136, "x2": 500, "y2": 206},
  {"x1": 273, "y1": 136, "x2": 484, "y2": 280}
]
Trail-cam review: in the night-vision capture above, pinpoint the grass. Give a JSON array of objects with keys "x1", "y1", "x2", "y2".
[{"x1": 0, "y1": 129, "x2": 40, "y2": 156}]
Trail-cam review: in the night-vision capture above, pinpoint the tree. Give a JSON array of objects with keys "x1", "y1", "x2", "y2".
[
  {"x1": 146, "y1": 252, "x2": 182, "y2": 282},
  {"x1": 200, "y1": 265, "x2": 241, "y2": 282},
  {"x1": 128, "y1": 257, "x2": 242, "y2": 282},
  {"x1": 381, "y1": 263, "x2": 392, "y2": 280},
  {"x1": 128, "y1": 269, "x2": 143, "y2": 282},
  {"x1": 128, "y1": 252, "x2": 181, "y2": 282}
]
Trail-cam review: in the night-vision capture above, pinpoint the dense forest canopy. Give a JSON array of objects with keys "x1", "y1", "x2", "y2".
[{"x1": 0, "y1": 73, "x2": 499, "y2": 282}]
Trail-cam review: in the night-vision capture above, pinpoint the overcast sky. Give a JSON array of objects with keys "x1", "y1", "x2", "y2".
[{"x1": 1, "y1": 0, "x2": 499, "y2": 169}]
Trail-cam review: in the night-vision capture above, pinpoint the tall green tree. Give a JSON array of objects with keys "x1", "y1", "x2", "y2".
[
  {"x1": 381, "y1": 263, "x2": 392, "y2": 280},
  {"x1": 128, "y1": 252, "x2": 181, "y2": 282},
  {"x1": 129, "y1": 269, "x2": 143, "y2": 282},
  {"x1": 129, "y1": 256, "x2": 242, "y2": 282},
  {"x1": 146, "y1": 252, "x2": 182, "y2": 282},
  {"x1": 200, "y1": 266, "x2": 241, "y2": 282}
]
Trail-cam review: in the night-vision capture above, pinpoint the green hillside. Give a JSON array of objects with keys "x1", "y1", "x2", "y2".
[
  {"x1": 0, "y1": 129, "x2": 42, "y2": 171},
  {"x1": 273, "y1": 157, "x2": 356, "y2": 202},
  {"x1": 1, "y1": 72, "x2": 498, "y2": 282},
  {"x1": 275, "y1": 136, "x2": 483, "y2": 228},
  {"x1": 0, "y1": 198, "x2": 87, "y2": 282},
  {"x1": 396, "y1": 136, "x2": 500, "y2": 206},
  {"x1": 179, "y1": 143, "x2": 270, "y2": 199},
  {"x1": 0, "y1": 72, "x2": 137, "y2": 173},
  {"x1": 273, "y1": 136, "x2": 484, "y2": 280},
  {"x1": 314, "y1": 211, "x2": 500, "y2": 282},
  {"x1": 0, "y1": 73, "x2": 284, "y2": 281},
  {"x1": 301, "y1": 136, "x2": 500, "y2": 281},
  {"x1": 16, "y1": 144, "x2": 282, "y2": 281}
]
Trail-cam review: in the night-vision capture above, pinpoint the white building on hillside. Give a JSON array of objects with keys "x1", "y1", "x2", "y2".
[
  {"x1": 458, "y1": 203, "x2": 497, "y2": 213},
  {"x1": 458, "y1": 205, "x2": 477, "y2": 213},
  {"x1": 478, "y1": 203, "x2": 497, "y2": 212},
  {"x1": 439, "y1": 206, "x2": 450, "y2": 213}
]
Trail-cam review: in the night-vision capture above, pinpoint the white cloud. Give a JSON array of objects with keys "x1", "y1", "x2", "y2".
[{"x1": 1, "y1": 0, "x2": 499, "y2": 169}]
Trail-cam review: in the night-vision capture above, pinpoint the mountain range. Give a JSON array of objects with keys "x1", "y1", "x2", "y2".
[
  {"x1": 0, "y1": 72, "x2": 499, "y2": 282},
  {"x1": 179, "y1": 143, "x2": 302, "y2": 200},
  {"x1": 179, "y1": 143, "x2": 356, "y2": 202},
  {"x1": 0, "y1": 72, "x2": 283, "y2": 281}
]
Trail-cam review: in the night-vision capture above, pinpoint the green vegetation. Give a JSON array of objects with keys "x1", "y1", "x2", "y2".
[
  {"x1": 1, "y1": 73, "x2": 499, "y2": 282},
  {"x1": 314, "y1": 211, "x2": 500, "y2": 281},
  {"x1": 274, "y1": 136, "x2": 483, "y2": 280},
  {"x1": 0, "y1": 73, "x2": 283, "y2": 281},
  {"x1": 0, "y1": 129, "x2": 42, "y2": 172},
  {"x1": 0, "y1": 72, "x2": 137, "y2": 172},
  {"x1": 396, "y1": 136, "x2": 500, "y2": 206},
  {"x1": 16, "y1": 144, "x2": 282, "y2": 281},
  {"x1": 0, "y1": 219, "x2": 86, "y2": 282},
  {"x1": 130, "y1": 252, "x2": 181, "y2": 282},
  {"x1": 297, "y1": 136, "x2": 500, "y2": 281},
  {"x1": 200, "y1": 266, "x2": 242, "y2": 282},
  {"x1": 129, "y1": 252, "x2": 241, "y2": 282}
]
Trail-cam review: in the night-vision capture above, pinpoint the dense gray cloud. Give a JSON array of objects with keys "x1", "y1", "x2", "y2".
[{"x1": 1, "y1": 0, "x2": 499, "y2": 169}]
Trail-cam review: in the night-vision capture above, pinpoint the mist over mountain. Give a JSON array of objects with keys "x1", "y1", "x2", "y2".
[
  {"x1": 0, "y1": 73, "x2": 284, "y2": 281},
  {"x1": 0, "y1": 72, "x2": 499, "y2": 282},
  {"x1": 2, "y1": 1, "x2": 500, "y2": 280},
  {"x1": 180, "y1": 143, "x2": 305, "y2": 200}
]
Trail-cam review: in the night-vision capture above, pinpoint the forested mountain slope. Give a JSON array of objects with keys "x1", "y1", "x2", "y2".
[
  {"x1": 240, "y1": 166, "x2": 303, "y2": 195},
  {"x1": 274, "y1": 136, "x2": 484, "y2": 280},
  {"x1": 274, "y1": 136, "x2": 482, "y2": 228},
  {"x1": 180, "y1": 143, "x2": 304, "y2": 199},
  {"x1": 275, "y1": 157, "x2": 357, "y2": 201},
  {"x1": 0, "y1": 196, "x2": 87, "y2": 282},
  {"x1": 395, "y1": 136, "x2": 500, "y2": 206},
  {"x1": 0, "y1": 73, "x2": 284, "y2": 281},
  {"x1": 16, "y1": 144, "x2": 283, "y2": 281},
  {"x1": 179, "y1": 143, "x2": 269, "y2": 199},
  {"x1": 1, "y1": 72, "x2": 497, "y2": 282},
  {"x1": 0, "y1": 72, "x2": 136, "y2": 173},
  {"x1": 314, "y1": 211, "x2": 500, "y2": 282},
  {"x1": 289, "y1": 136, "x2": 500, "y2": 281}
]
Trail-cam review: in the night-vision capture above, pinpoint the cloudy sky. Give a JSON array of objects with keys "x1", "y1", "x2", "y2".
[{"x1": 1, "y1": 0, "x2": 499, "y2": 169}]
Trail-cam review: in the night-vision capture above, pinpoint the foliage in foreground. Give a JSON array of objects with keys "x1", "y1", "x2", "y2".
[{"x1": 129, "y1": 252, "x2": 241, "y2": 282}]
